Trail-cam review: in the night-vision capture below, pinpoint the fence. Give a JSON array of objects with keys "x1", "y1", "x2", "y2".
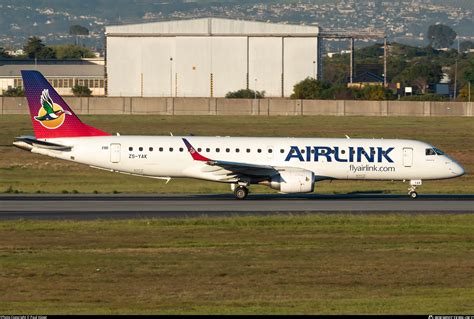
[{"x1": 1, "y1": 97, "x2": 472, "y2": 116}]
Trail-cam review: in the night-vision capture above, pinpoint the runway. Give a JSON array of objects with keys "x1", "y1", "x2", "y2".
[{"x1": 0, "y1": 193, "x2": 473, "y2": 220}]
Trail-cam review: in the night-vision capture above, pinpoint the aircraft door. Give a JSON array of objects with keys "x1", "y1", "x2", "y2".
[
  {"x1": 403, "y1": 147, "x2": 413, "y2": 167},
  {"x1": 110, "y1": 143, "x2": 121, "y2": 163}
]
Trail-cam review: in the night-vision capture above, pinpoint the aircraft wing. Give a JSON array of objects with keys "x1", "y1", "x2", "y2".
[{"x1": 182, "y1": 138, "x2": 278, "y2": 179}]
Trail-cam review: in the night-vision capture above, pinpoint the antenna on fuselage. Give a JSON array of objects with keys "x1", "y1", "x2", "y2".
[
  {"x1": 170, "y1": 132, "x2": 174, "y2": 136},
  {"x1": 345, "y1": 135, "x2": 351, "y2": 139}
]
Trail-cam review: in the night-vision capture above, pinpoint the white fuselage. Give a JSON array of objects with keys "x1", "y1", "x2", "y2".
[{"x1": 29, "y1": 136, "x2": 464, "y2": 184}]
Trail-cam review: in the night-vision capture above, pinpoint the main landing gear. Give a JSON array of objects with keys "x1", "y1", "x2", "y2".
[
  {"x1": 232, "y1": 183, "x2": 249, "y2": 200},
  {"x1": 408, "y1": 179, "x2": 422, "y2": 199}
]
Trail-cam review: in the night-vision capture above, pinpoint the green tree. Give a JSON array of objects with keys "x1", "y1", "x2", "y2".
[
  {"x1": 458, "y1": 84, "x2": 473, "y2": 101},
  {"x1": 69, "y1": 25, "x2": 89, "y2": 46},
  {"x1": 394, "y1": 62, "x2": 443, "y2": 94},
  {"x1": 23, "y1": 37, "x2": 56, "y2": 59},
  {"x1": 463, "y1": 61, "x2": 474, "y2": 82},
  {"x1": 427, "y1": 24, "x2": 457, "y2": 49},
  {"x1": 72, "y1": 85, "x2": 92, "y2": 97},
  {"x1": 225, "y1": 89, "x2": 264, "y2": 99},
  {"x1": 460, "y1": 41, "x2": 474, "y2": 53},
  {"x1": 323, "y1": 54, "x2": 350, "y2": 84},
  {"x1": 291, "y1": 78, "x2": 332, "y2": 99},
  {"x1": 0, "y1": 47, "x2": 10, "y2": 58},
  {"x1": 2, "y1": 87, "x2": 24, "y2": 97},
  {"x1": 53, "y1": 45, "x2": 95, "y2": 59},
  {"x1": 69, "y1": 25, "x2": 89, "y2": 36},
  {"x1": 23, "y1": 36, "x2": 44, "y2": 58}
]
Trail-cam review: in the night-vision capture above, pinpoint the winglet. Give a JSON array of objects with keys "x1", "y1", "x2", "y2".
[{"x1": 182, "y1": 138, "x2": 211, "y2": 162}]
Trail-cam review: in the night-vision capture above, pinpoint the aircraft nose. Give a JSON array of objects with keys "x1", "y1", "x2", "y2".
[{"x1": 451, "y1": 162, "x2": 465, "y2": 177}]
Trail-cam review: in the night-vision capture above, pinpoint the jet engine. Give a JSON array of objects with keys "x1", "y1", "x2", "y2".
[{"x1": 261, "y1": 168, "x2": 315, "y2": 193}]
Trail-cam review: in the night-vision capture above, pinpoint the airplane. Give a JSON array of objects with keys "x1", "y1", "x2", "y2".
[{"x1": 13, "y1": 70, "x2": 465, "y2": 200}]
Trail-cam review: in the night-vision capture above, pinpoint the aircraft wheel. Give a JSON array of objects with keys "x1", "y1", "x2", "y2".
[
  {"x1": 234, "y1": 186, "x2": 249, "y2": 200},
  {"x1": 409, "y1": 191, "x2": 418, "y2": 199}
]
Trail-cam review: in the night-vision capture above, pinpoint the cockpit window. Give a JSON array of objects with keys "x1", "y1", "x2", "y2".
[
  {"x1": 434, "y1": 148, "x2": 445, "y2": 155},
  {"x1": 426, "y1": 148, "x2": 436, "y2": 156}
]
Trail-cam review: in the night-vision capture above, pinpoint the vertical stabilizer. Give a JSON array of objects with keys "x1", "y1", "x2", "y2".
[{"x1": 21, "y1": 70, "x2": 110, "y2": 138}]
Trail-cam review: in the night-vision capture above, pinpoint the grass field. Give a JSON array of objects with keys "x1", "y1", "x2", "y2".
[
  {"x1": 0, "y1": 214, "x2": 473, "y2": 314},
  {"x1": 0, "y1": 115, "x2": 472, "y2": 194}
]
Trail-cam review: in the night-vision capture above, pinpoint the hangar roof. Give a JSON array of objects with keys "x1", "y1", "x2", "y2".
[
  {"x1": 106, "y1": 18, "x2": 319, "y2": 36},
  {"x1": 0, "y1": 60, "x2": 105, "y2": 77}
]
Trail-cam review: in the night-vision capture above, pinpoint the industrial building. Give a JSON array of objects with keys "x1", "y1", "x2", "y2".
[
  {"x1": 0, "y1": 59, "x2": 106, "y2": 96},
  {"x1": 105, "y1": 18, "x2": 322, "y2": 98}
]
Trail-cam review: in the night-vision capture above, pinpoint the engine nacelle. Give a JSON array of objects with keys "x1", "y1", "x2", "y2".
[{"x1": 265, "y1": 169, "x2": 315, "y2": 193}]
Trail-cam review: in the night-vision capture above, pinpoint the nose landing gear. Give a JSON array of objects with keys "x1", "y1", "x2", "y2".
[
  {"x1": 408, "y1": 180, "x2": 422, "y2": 199},
  {"x1": 409, "y1": 190, "x2": 418, "y2": 199}
]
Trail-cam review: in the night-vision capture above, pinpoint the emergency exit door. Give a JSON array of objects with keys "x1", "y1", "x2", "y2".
[
  {"x1": 403, "y1": 148, "x2": 413, "y2": 167},
  {"x1": 110, "y1": 143, "x2": 121, "y2": 163}
]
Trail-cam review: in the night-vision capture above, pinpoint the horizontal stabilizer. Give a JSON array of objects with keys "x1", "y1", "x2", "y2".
[{"x1": 13, "y1": 136, "x2": 72, "y2": 151}]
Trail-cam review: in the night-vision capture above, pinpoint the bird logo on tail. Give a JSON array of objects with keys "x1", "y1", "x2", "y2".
[{"x1": 34, "y1": 89, "x2": 72, "y2": 129}]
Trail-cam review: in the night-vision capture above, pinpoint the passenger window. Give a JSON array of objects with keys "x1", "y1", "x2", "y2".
[
  {"x1": 206, "y1": 148, "x2": 210, "y2": 152},
  {"x1": 159, "y1": 147, "x2": 163, "y2": 152},
  {"x1": 169, "y1": 147, "x2": 173, "y2": 152},
  {"x1": 426, "y1": 148, "x2": 436, "y2": 156},
  {"x1": 226, "y1": 148, "x2": 230, "y2": 153},
  {"x1": 247, "y1": 149, "x2": 251, "y2": 153},
  {"x1": 341, "y1": 150, "x2": 346, "y2": 154},
  {"x1": 129, "y1": 147, "x2": 133, "y2": 151},
  {"x1": 280, "y1": 149, "x2": 284, "y2": 153},
  {"x1": 301, "y1": 149, "x2": 305, "y2": 154},
  {"x1": 257, "y1": 149, "x2": 262, "y2": 153},
  {"x1": 179, "y1": 148, "x2": 183, "y2": 152},
  {"x1": 198, "y1": 148, "x2": 202, "y2": 152},
  {"x1": 139, "y1": 147, "x2": 143, "y2": 151},
  {"x1": 236, "y1": 148, "x2": 240, "y2": 153},
  {"x1": 268, "y1": 149, "x2": 272, "y2": 153},
  {"x1": 216, "y1": 148, "x2": 220, "y2": 153},
  {"x1": 149, "y1": 147, "x2": 153, "y2": 152}
]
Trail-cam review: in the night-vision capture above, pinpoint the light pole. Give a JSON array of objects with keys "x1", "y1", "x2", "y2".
[
  {"x1": 254, "y1": 78, "x2": 257, "y2": 100},
  {"x1": 169, "y1": 57, "x2": 173, "y2": 97},
  {"x1": 454, "y1": 60, "x2": 458, "y2": 100},
  {"x1": 469, "y1": 81, "x2": 471, "y2": 102},
  {"x1": 312, "y1": 60, "x2": 316, "y2": 79}
]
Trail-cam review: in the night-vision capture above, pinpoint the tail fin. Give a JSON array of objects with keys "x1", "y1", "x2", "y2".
[{"x1": 21, "y1": 70, "x2": 110, "y2": 139}]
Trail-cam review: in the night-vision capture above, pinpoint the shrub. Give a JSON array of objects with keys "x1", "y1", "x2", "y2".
[
  {"x1": 354, "y1": 85, "x2": 395, "y2": 100},
  {"x1": 400, "y1": 93, "x2": 449, "y2": 101},
  {"x1": 72, "y1": 85, "x2": 92, "y2": 97},
  {"x1": 226, "y1": 89, "x2": 265, "y2": 99},
  {"x1": 2, "y1": 87, "x2": 24, "y2": 97},
  {"x1": 291, "y1": 77, "x2": 333, "y2": 99}
]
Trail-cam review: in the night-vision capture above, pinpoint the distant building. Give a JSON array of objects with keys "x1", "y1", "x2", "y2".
[
  {"x1": 0, "y1": 59, "x2": 105, "y2": 96},
  {"x1": 347, "y1": 71, "x2": 384, "y2": 88},
  {"x1": 105, "y1": 18, "x2": 322, "y2": 97},
  {"x1": 4, "y1": 49, "x2": 24, "y2": 57}
]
